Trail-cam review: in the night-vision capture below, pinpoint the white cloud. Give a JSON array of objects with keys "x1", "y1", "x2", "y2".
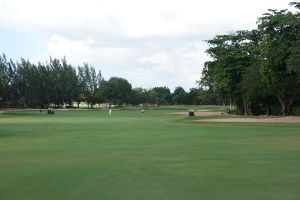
[
  {"x1": 131, "y1": 42, "x2": 210, "y2": 89},
  {"x1": 0, "y1": 0, "x2": 290, "y2": 37},
  {"x1": 137, "y1": 52, "x2": 170, "y2": 64},
  {"x1": 45, "y1": 35, "x2": 137, "y2": 61},
  {"x1": 31, "y1": 35, "x2": 138, "y2": 78},
  {"x1": 0, "y1": 0, "x2": 292, "y2": 90}
]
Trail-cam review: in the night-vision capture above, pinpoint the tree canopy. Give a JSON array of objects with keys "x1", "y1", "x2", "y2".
[
  {"x1": 200, "y1": 1, "x2": 300, "y2": 115},
  {"x1": 0, "y1": 55, "x2": 204, "y2": 108}
]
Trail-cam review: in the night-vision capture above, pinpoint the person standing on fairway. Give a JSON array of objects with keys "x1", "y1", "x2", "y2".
[
  {"x1": 109, "y1": 109, "x2": 112, "y2": 116},
  {"x1": 141, "y1": 109, "x2": 144, "y2": 116}
]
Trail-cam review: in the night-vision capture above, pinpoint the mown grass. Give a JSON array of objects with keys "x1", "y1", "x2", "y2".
[{"x1": 0, "y1": 108, "x2": 300, "y2": 200}]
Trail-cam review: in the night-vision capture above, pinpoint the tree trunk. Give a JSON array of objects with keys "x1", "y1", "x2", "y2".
[
  {"x1": 229, "y1": 99, "x2": 232, "y2": 110},
  {"x1": 266, "y1": 105, "x2": 269, "y2": 116},
  {"x1": 243, "y1": 100, "x2": 249, "y2": 116},
  {"x1": 276, "y1": 94, "x2": 294, "y2": 116},
  {"x1": 276, "y1": 94, "x2": 286, "y2": 116},
  {"x1": 286, "y1": 97, "x2": 294, "y2": 115}
]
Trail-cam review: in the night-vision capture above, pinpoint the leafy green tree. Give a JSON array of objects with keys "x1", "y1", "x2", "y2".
[
  {"x1": 200, "y1": 1, "x2": 300, "y2": 115},
  {"x1": 15, "y1": 59, "x2": 36, "y2": 107},
  {"x1": 0, "y1": 54, "x2": 9, "y2": 107},
  {"x1": 258, "y1": 5, "x2": 300, "y2": 115},
  {"x1": 60, "y1": 58, "x2": 77, "y2": 106},
  {"x1": 203, "y1": 31, "x2": 256, "y2": 110},
  {"x1": 76, "y1": 64, "x2": 99, "y2": 108},
  {"x1": 131, "y1": 87, "x2": 148, "y2": 105},
  {"x1": 172, "y1": 86, "x2": 188, "y2": 105},
  {"x1": 103, "y1": 77, "x2": 132, "y2": 106},
  {"x1": 186, "y1": 88, "x2": 201, "y2": 105},
  {"x1": 149, "y1": 87, "x2": 172, "y2": 105},
  {"x1": 36, "y1": 62, "x2": 52, "y2": 107},
  {"x1": 239, "y1": 65, "x2": 276, "y2": 115}
]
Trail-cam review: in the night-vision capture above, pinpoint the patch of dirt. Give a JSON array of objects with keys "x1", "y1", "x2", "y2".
[
  {"x1": 170, "y1": 111, "x2": 225, "y2": 116},
  {"x1": 199, "y1": 116, "x2": 300, "y2": 123},
  {"x1": 170, "y1": 111, "x2": 300, "y2": 123},
  {"x1": 0, "y1": 109, "x2": 29, "y2": 113}
]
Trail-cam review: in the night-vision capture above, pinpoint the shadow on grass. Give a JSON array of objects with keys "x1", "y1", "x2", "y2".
[
  {"x1": 1, "y1": 111, "x2": 43, "y2": 117},
  {"x1": 0, "y1": 133, "x2": 17, "y2": 138}
]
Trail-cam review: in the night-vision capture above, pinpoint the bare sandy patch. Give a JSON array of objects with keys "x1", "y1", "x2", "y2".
[
  {"x1": 169, "y1": 111, "x2": 300, "y2": 123},
  {"x1": 199, "y1": 116, "x2": 300, "y2": 123},
  {"x1": 170, "y1": 111, "x2": 225, "y2": 116},
  {"x1": 0, "y1": 109, "x2": 30, "y2": 113}
]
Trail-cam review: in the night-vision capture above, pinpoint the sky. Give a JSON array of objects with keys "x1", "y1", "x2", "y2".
[{"x1": 0, "y1": 0, "x2": 292, "y2": 91}]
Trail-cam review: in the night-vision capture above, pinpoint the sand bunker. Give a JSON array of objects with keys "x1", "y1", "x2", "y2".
[
  {"x1": 199, "y1": 116, "x2": 300, "y2": 123},
  {"x1": 170, "y1": 111, "x2": 300, "y2": 123}
]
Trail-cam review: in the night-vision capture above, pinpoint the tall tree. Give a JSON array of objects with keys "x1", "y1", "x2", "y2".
[
  {"x1": 61, "y1": 58, "x2": 77, "y2": 106},
  {"x1": 103, "y1": 77, "x2": 132, "y2": 106},
  {"x1": 172, "y1": 86, "x2": 187, "y2": 105},
  {"x1": 258, "y1": 5, "x2": 300, "y2": 115},
  {"x1": 150, "y1": 87, "x2": 172, "y2": 105},
  {"x1": 203, "y1": 32, "x2": 255, "y2": 110}
]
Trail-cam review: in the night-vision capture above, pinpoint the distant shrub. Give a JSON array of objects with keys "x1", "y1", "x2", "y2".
[
  {"x1": 292, "y1": 107, "x2": 300, "y2": 116},
  {"x1": 225, "y1": 108, "x2": 237, "y2": 115}
]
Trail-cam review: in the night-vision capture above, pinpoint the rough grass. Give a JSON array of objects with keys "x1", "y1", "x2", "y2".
[{"x1": 0, "y1": 108, "x2": 300, "y2": 200}]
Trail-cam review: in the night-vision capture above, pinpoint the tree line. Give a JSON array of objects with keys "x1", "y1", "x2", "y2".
[
  {"x1": 200, "y1": 2, "x2": 300, "y2": 116},
  {"x1": 0, "y1": 55, "x2": 204, "y2": 108}
]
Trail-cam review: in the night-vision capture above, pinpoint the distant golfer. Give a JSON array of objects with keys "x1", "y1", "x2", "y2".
[
  {"x1": 109, "y1": 109, "x2": 112, "y2": 116},
  {"x1": 141, "y1": 109, "x2": 144, "y2": 116}
]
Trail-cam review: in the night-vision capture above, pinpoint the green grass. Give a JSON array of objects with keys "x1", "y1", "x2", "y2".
[{"x1": 0, "y1": 108, "x2": 300, "y2": 200}]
